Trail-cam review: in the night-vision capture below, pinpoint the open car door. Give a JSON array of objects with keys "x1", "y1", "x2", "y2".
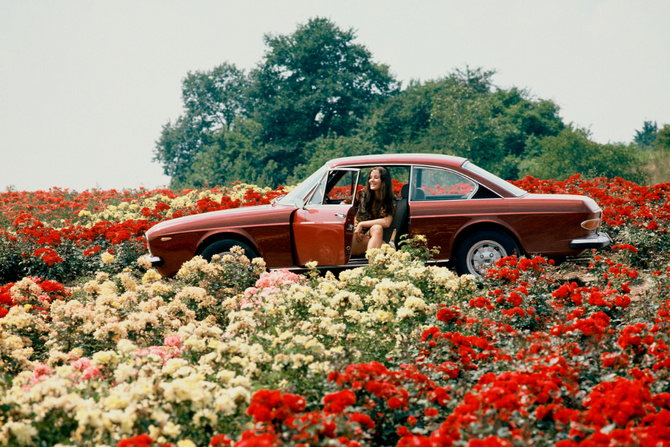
[{"x1": 292, "y1": 168, "x2": 360, "y2": 266}]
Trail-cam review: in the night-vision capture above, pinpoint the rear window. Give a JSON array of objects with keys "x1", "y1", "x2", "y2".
[
  {"x1": 462, "y1": 161, "x2": 527, "y2": 197},
  {"x1": 411, "y1": 167, "x2": 476, "y2": 201}
]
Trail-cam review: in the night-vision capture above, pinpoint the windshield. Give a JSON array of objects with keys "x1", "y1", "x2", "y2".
[
  {"x1": 462, "y1": 161, "x2": 527, "y2": 197},
  {"x1": 277, "y1": 165, "x2": 328, "y2": 205}
]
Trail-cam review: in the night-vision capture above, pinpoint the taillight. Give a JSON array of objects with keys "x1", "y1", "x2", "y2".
[{"x1": 581, "y1": 218, "x2": 601, "y2": 231}]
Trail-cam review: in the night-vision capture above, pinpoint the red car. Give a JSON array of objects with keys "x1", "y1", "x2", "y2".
[{"x1": 146, "y1": 154, "x2": 609, "y2": 277}]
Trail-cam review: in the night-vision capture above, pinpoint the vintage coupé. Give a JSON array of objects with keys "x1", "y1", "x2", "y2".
[{"x1": 146, "y1": 153, "x2": 610, "y2": 277}]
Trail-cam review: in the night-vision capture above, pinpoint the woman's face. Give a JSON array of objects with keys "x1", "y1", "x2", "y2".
[{"x1": 368, "y1": 169, "x2": 382, "y2": 191}]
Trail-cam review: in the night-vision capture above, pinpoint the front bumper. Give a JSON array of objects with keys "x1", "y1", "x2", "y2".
[
  {"x1": 147, "y1": 255, "x2": 164, "y2": 267},
  {"x1": 570, "y1": 232, "x2": 611, "y2": 250}
]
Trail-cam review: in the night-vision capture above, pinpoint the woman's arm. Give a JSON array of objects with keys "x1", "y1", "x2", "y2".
[
  {"x1": 354, "y1": 215, "x2": 392, "y2": 242},
  {"x1": 357, "y1": 215, "x2": 392, "y2": 229}
]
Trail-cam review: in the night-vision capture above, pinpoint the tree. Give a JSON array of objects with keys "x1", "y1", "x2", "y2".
[
  {"x1": 367, "y1": 67, "x2": 565, "y2": 179},
  {"x1": 156, "y1": 19, "x2": 651, "y2": 188},
  {"x1": 644, "y1": 123, "x2": 670, "y2": 184},
  {"x1": 656, "y1": 124, "x2": 670, "y2": 152},
  {"x1": 633, "y1": 121, "x2": 658, "y2": 149},
  {"x1": 369, "y1": 78, "x2": 453, "y2": 149},
  {"x1": 181, "y1": 119, "x2": 272, "y2": 188},
  {"x1": 181, "y1": 62, "x2": 249, "y2": 133},
  {"x1": 249, "y1": 17, "x2": 399, "y2": 151},
  {"x1": 155, "y1": 19, "x2": 399, "y2": 189},
  {"x1": 154, "y1": 63, "x2": 249, "y2": 187},
  {"x1": 154, "y1": 115, "x2": 202, "y2": 187},
  {"x1": 518, "y1": 126, "x2": 645, "y2": 182},
  {"x1": 287, "y1": 134, "x2": 381, "y2": 185}
]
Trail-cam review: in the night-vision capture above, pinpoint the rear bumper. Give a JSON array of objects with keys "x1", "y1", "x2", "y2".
[{"x1": 570, "y1": 232, "x2": 611, "y2": 250}]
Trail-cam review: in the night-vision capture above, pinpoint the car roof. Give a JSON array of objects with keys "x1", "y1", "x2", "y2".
[{"x1": 326, "y1": 153, "x2": 469, "y2": 169}]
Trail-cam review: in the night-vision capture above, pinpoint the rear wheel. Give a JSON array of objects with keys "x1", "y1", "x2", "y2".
[
  {"x1": 200, "y1": 239, "x2": 258, "y2": 262},
  {"x1": 455, "y1": 230, "x2": 519, "y2": 277}
]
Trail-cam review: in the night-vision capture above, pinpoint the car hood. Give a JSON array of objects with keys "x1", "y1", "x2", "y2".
[{"x1": 147, "y1": 204, "x2": 295, "y2": 236}]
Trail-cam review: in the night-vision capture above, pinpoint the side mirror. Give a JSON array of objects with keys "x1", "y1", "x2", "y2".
[{"x1": 294, "y1": 198, "x2": 305, "y2": 210}]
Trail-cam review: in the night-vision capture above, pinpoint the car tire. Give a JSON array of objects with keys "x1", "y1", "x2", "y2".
[
  {"x1": 455, "y1": 230, "x2": 519, "y2": 277},
  {"x1": 200, "y1": 239, "x2": 258, "y2": 262}
]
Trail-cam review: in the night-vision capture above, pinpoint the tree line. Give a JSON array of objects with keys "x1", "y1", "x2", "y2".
[{"x1": 154, "y1": 17, "x2": 669, "y2": 189}]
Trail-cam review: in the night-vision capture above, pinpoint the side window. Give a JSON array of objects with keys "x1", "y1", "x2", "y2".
[
  {"x1": 311, "y1": 166, "x2": 412, "y2": 205},
  {"x1": 309, "y1": 169, "x2": 360, "y2": 205},
  {"x1": 386, "y1": 166, "x2": 410, "y2": 198},
  {"x1": 326, "y1": 170, "x2": 358, "y2": 203},
  {"x1": 353, "y1": 166, "x2": 411, "y2": 200},
  {"x1": 411, "y1": 168, "x2": 476, "y2": 201}
]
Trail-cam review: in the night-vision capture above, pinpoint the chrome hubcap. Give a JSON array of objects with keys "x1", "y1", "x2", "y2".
[{"x1": 466, "y1": 240, "x2": 507, "y2": 276}]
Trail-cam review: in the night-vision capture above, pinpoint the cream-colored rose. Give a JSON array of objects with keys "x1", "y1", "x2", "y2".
[
  {"x1": 142, "y1": 269, "x2": 162, "y2": 284},
  {"x1": 8, "y1": 422, "x2": 38, "y2": 445},
  {"x1": 137, "y1": 255, "x2": 153, "y2": 270}
]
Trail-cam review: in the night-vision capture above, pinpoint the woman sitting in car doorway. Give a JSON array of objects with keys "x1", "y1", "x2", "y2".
[{"x1": 349, "y1": 167, "x2": 395, "y2": 256}]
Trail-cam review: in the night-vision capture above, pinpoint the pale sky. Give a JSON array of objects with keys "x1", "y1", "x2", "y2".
[{"x1": 1, "y1": 0, "x2": 668, "y2": 191}]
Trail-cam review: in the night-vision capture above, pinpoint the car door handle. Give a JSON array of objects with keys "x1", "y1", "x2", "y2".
[{"x1": 334, "y1": 213, "x2": 346, "y2": 218}]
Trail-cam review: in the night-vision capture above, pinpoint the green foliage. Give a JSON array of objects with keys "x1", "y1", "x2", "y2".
[
  {"x1": 249, "y1": 17, "x2": 399, "y2": 147},
  {"x1": 178, "y1": 119, "x2": 279, "y2": 188},
  {"x1": 644, "y1": 123, "x2": 670, "y2": 184},
  {"x1": 364, "y1": 67, "x2": 565, "y2": 179},
  {"x1": 182, "y1": 62, "x2": 249, "y2": 133},
  {"x1": 154, "y1": 63, "x2": 249, "y2": 187},
  {"x1": 518, "y1": 126, "x2": 646, "y2": 182},
  {"x1": 633, "y1": 120, "x2": 658, "y2": 149},
  {"x1": 154, "y1": 19, "x2": 652, "y2": 188},
  {"x1": 155, "y1": 17, "x2": 399, "y2": 189},
  {"x1": 154, "y1": 115, "x2": 202, "y2": 185},
  {"x1": 287, "y1": 134, "x2": 381, "y2": 184},
  {"x1": 245, "y1": 17, "x2": 399, "y2": 185},
  {"x1": 657, "y1": 123, "x2": 670, "y2": 151},
  {"x1": 367, "y1": 78, "x2": 445, "y2": 149}
]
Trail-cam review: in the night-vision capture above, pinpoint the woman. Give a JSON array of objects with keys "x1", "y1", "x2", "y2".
[{"x1": 351, "y1": 167, "x2": 395, "y2": 256}]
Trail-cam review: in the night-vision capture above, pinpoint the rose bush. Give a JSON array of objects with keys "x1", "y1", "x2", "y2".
[
  {"x1": 2, "y1": 175, "x2": 670, "y2": 446},
  {"x1": 0, "y1": 184, "x2": 287, "y2": 283}
]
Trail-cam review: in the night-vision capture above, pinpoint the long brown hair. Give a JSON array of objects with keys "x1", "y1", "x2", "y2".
[{"x1": 356, "y1": 167, "x2": 394, "y2": 221}]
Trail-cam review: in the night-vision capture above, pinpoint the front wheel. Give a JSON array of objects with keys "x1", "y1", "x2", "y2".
[
  {"x1": 200, "y1": 239, "x2": 258, "y2": 262},
  {"x1": 455, "y1": 230, "x2": 519, "y2": 277}
]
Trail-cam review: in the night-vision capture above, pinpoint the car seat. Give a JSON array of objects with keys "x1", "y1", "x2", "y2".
[{"x1": 383, "y1": 184, "x2": 410, "y2": 247}]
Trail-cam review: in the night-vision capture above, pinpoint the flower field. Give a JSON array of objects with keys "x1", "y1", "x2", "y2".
[{"x1": 2, "y1": 174, "x2": 670, "y2": 446}]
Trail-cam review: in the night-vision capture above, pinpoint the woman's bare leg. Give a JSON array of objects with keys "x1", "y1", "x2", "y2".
[
  {"x1": 351, "y1": 232, "x2": 371, "y2": 256},
  {"x1": 351, "y1": 225, "x2": 385, "y2": 255},
  {"x1": 367, "y1": 224, "x2": 384, "y2": 250}
]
